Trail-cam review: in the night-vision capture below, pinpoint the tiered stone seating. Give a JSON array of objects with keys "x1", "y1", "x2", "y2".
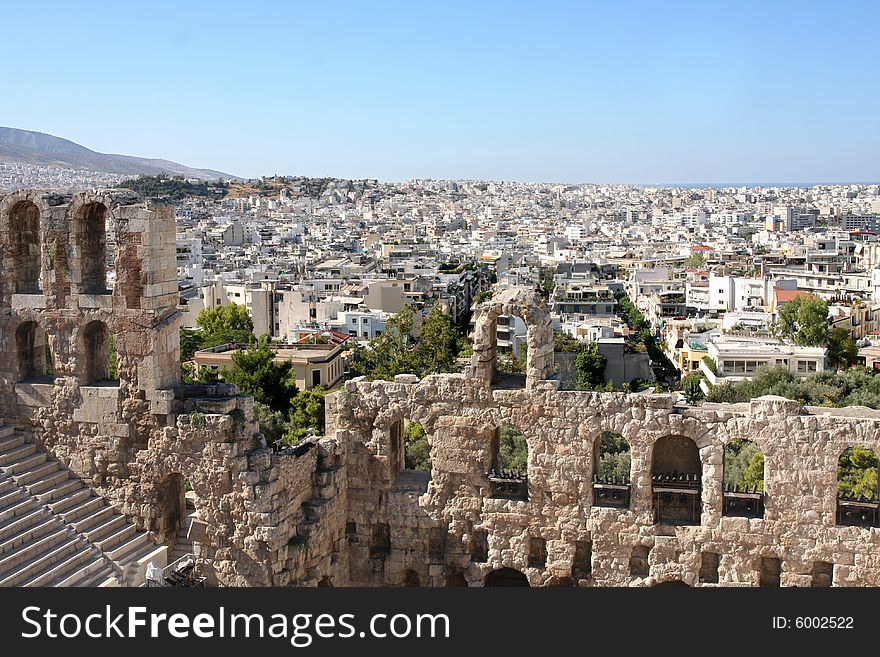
[{"x1": 0, "y1": 423, "x2": 166, "y2": 586}]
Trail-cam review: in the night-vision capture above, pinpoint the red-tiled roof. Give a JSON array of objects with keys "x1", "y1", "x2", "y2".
[{"x1": 774, "y1": 289, "x2": 815, "y2": 303}]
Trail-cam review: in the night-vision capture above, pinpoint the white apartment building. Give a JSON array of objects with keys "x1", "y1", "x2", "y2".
[{"x1": 699, "y1": 334, "x2": 827, "y2": 394}]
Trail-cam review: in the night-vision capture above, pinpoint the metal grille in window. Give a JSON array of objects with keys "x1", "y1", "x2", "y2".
[
  {"x1": 836, "y1": 493, "x2": 880, "y2": 528},
  {"x1": 722, "y1": 484, "x2": 764, "y2": 518},
  {"x1": 592, "y1": 473, "x2": 631, "y2": 508},
  {"x1": 488, "y1": 470, "x2": 528, "y2": 500},
  {"x1": 652, "y1": 471, "x2": 701, "y2": 525}
]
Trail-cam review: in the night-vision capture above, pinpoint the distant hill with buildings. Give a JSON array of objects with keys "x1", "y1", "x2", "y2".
[{"x1": 0, "y1": 127, "x2": 240, "y2": 180}]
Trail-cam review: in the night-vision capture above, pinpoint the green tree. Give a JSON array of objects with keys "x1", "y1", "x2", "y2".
[
  {"x1": 221, "y1": 336, "x2": 297, "y2": 412},
  {"x1": 497, "y1": 425, "x2": 528, "y2": 474},
  {"x1": 284, "y1": 387, "x2": 326, "y2": 444},
  {"x1": 351, "y1": 305, "x2": 418, "y2": 380},
  {"x1": 701, "y1": 356, "x2": 717, "y2": 374},
  {"x1": 180, "y1": 327, "x2": 203, "y2": 362},
  {"x1": 596, "y1": 432, "x2": 631, "y2": 481},
  {"x1": 254, "y1": 401, "x2": 289, "y2": 447},
  {"x1": 684, "y1": 252, "x2": 707, "y2": 268},
  {"x1": 837, "y1": 447, "x2": 878, "y2": 498},
  {"x1": 554, "y1": 330, "x2": 582, "y2": 353},
  {"x1": 681, "y1": 372, "x2": 705, "y2": 404},
  {"x1": 827, "y1": 327, "x2": 858, "y2": 370},
  {"x1": 197, "y1": 303, "x2": 255, "y2": 349},
  {"x1": 777, "y1": 296, "x2": 829, "y2": 347},
  {"x1": 575, "y1": 343, "x2": 607, "y2": 390},
  {"x1": 724, "y1": 439, "x2": 764, "y2": 490},
  {"x1": 415, "y1": 305, "x2": 460, "y2": 375},
  {"x1": 403, "y1": 422, "x2": 430, "y2": 471},
  {"x1": 351, "y1": 304, "x2": 462, "y2": 381}
]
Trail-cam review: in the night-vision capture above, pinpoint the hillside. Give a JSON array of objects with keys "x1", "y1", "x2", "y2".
[{"x1": 0, "y1": 127, "x2": 240, "y2": 180}]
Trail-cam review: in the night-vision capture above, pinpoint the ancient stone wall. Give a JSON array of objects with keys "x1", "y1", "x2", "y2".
[
  {"x1": 331, "y1": 377, "x2": 880, "y2": 587},
  {"x1": 0, "y1": 189, "x2": 343, "y2": 587},
  {"x1": 2, "y1": 193, "x2": 879, "y2": 588}
]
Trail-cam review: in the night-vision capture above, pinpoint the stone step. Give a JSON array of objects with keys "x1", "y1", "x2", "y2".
[
  {"x1": 0, "y1": 506, "x2": 47, "y2": 541},
  {"x1": 0, "y1": 496, "x2": 37, "y2": 524},
  {"x1": 0, "y1": 527, "x2": 72, "y2": 576},
  {"x1": 21, "y1": 544, "x2": 95, "y2": 588},
  {"x1": 1, "y1": 449, "x2": 44, "y2": 473},
  {"x1": 83, "y1": 514, "x2": 126, "y2": 543},
  {"x1": 0, "y1": 487, "x2": 24, "y2": 512},
  {"x1": 60, "y1": 494, "x2": 104, "y2": 523},
  {"x1": 0, "y1": 477, "x2": 14, "y2": 496},
  {"x1": 42, "y1": 482, "x2": 89, "y2": 510},
  {"x1": 52, "y1": 554, "x2": 115, "y2": 588},
  {"x1": 0, "y1": 426, "x2": 16, "y2": 441},
  {"x1": 24, "y1": 468, "x2": 71, "y2": 496},
  {"x1": 0, "y1": 433, "x2": 23, "y2": 453},
  {"x1": 95, "y1": 523, "x2": 136, "y2": 553},
  {"x1": 72, "y1": 505, "x2": 115, "y2": 534},
  {"x1": 13, "y1": 460, "x2": 59, "y2": 485},
  {"x1": 0, "y1": 515, "x2": 59, "y2": 556},
  {"x1": 78, "y1": 565, "x2": 118, "y2": 587},
  {"x1": 107, "y1": 531, "x2": 150, "y2": 561}
]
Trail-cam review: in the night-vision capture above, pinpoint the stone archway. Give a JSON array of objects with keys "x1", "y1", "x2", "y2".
[
  {"x1": 468, "y1": 286, "x2": 553, "y2": 389},
  {"x1": 485, "y1": 567, "x2": 530, "y2": 587}
]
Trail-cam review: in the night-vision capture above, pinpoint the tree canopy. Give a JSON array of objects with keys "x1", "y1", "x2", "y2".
[
  {"x1": 838, "y1": 447, "x2": 878, "y2": 498},
  {"x1": 724, "y1": 439, "x2": 764, "y2": 490},
  {"x1": 777, "y1": 296, "x2": 829, "y2": 347},
  {"x1": 705, "y1": 364, "x2": 880, "y2": 409},
  {"x1": 351, "y1": 304, "x2": 462, "y2": 381},
  {"x1": 595, "y1": 432, "x2": 631, "y2": 481},
  {"x1": 575, "y1": 342, "x2": 607, "y2": 390},
  {"x1": 827, "y1": 326, "x2": 858, "y2": 370},
  {"x1": 197, "y1": 303, "x2": 255, "y2": 349},
  {"x1": 496, "y1": 425, "x2": 528, "y2": 474},
  {"x1": 221, "y1": 336, "x2": 297, "y2": 413}
]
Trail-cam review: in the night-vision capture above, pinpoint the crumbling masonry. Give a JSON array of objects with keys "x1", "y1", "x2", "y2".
[{"x1": 2, "y1": 189, "x2": 880, "y2": 587}]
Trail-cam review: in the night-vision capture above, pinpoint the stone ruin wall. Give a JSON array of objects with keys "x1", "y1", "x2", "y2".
[
  {"x1": 2, "y1": 189, "x2": 879, "y2": 587},
  {"x1": 0, "y1": 189, "x2": 349, "y2": 587},
  {"x1": 331, "y1": 377, "x2": 880, "y2": 587}
]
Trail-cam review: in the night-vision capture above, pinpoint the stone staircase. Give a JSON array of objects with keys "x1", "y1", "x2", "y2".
[{"x1": 0, "y1": 424, "x2": 166, "y2": 586}]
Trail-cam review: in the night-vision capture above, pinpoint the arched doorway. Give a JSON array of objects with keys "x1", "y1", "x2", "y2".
[
  {"x1": 484, "y1": 567, "x2": 530, "y2": 587},
  {"x1": 653, "y1": 580, "x2": 689, "y2": 588},
  {"x1": 75, "y1": 201, "x2": 109, "y2": 293},
  {"x1": 9, "y1": 200, "x2": 41, "y2": 294}
]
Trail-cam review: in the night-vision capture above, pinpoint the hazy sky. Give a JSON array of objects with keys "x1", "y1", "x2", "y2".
[{"x1": 2, "y1": 1, "x2": 878, "y2": 183}]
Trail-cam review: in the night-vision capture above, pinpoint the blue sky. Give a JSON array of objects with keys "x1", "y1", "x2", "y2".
[{"x1": 2, "y1": 1, "x2": 878, "y2": 183}]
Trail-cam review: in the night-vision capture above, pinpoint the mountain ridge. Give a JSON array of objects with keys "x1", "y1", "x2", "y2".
[{"x1": 0, "y1": 127, "x2": 239, "y2": 180}]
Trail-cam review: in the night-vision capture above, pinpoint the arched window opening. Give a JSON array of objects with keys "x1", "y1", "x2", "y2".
[
  {"x1": 836, "y1": 447, "x2": 879, "y2": 527},
  {"x1": 758, "y1": 557, "x2": 781, "y2": 587},
  {"x1": 9, "y1": 201, "x2": 41, "y2": 294},
  {"x1": 722, "y1": 439, "x2": 765, "y2": 518},
  {"x1": 484, "y1": 567, "x2": 530, "y2": 587},
  {"x1": 391, "y1": 419, "x2": 431, "y2": 494},
  {"x1": 16, "y1": 321, "x2": 52, "y2": 383},
  {"x1": 493, "y1": 314, "x2": 527, "y2": 389},
  {"x1": 157, "y1": 473, "x2": 185, "y2": 546},
  {"x1": 629, "y1": 545, "x2": 650, "y2": 578},
  {"x1": 403, "y1": 421, "x2": 429, "y2": 471},
  {"x1": 76, "y1": 202, "x2": 109, "y2": 293},
  {"x1": 652, "y1": 435, "x2": 702, "y2": 525},
  {"x1": 488, "y1": 424, "x2": 528, "y2": 500},
  {"x1": 82, "y1": 321, "x2": 117, "y2": 385},
  {"x1": 404, "y1": 570, "x2": 421, "y2": 587},
  {"x1": 592, "y1": 432, "x2": 631, "y2": 508},
  {"x1": 446, "y1": 572, "x2": 468, "y2": 587},
  {"x1": 811, "y1": 561, "x2": 833, "y2": 588},
  {"x1": 652, "y1": 580, "x2": 689, "y2": 588}
]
